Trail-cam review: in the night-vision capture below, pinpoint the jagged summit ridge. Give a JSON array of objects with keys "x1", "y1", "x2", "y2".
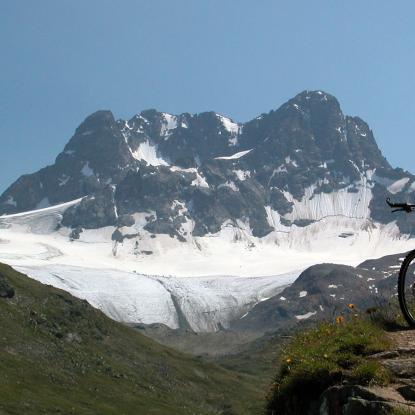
[{"x1": 1, "y1": 90, "x2": 414, "y2": 239}]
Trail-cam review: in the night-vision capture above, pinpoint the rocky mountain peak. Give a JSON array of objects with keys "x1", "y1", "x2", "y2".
[
  {"x1": 75, "y1": 110, "x2": 116, "y2": 133},
  {"x1": 295, "y1": 89, "x2": 340, "y2": 104},
  {"x1": 1, "y1": 91, "x2": 414, "y2": 240}
]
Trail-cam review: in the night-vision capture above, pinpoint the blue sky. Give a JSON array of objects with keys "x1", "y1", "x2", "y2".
[{"x1": 1, "y1": 1, "x2": 415, "y2": 193}]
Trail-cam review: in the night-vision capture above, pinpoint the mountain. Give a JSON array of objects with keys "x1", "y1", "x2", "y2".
[
  {"x1": 2, "y1": 90, "x2": 415, "y2": 238},
  {"x1": 1, "y1": 90, "x2": 415, "y2": 334},
  {"x1": 0, "y1": 262, "x2": 262, "y2": 414},
  {"x1": 232, "y1": 251, "x2": 405, "y2": 335}
]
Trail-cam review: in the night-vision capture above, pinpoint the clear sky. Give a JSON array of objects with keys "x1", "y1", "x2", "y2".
[{"x1": 1, "y1": 1, "x2": 415, "y2": 193}]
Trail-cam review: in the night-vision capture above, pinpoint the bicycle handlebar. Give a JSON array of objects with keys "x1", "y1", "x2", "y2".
[{"x1": 386, "y1": 197, "x2": 415, "y2": 213}]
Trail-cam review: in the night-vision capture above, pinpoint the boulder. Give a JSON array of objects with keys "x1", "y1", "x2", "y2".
[
  {"x1": 0, "y1": 272, "x2": 14, "y2": 298},
  {"x1": 319, "y1": 385, "x2": 394, "y2": 415}
]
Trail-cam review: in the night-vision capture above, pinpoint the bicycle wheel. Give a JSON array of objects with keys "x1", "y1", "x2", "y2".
[{"x1": 398, "y1": 250, "x2": 415, "y2": 327}]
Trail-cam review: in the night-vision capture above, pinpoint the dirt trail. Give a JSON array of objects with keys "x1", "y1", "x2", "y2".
[
  {"x1": 366, "y1": 330, "x2": 415, "y2": 412},
  {"x1": 387, "y1": 330, "x2": 415, "y2": 350}
]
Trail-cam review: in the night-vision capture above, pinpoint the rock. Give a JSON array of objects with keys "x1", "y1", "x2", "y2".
[
  {"x1": 319, "y1": 385, "x2": 394, "y2": 415},
  {"x1": 381, "y1": 359, "x2": 415, "y2": 378},
  {"x1": 65, "y1": 332, "x2": 82, "y2": 343},
  {"x1": 342, "y1": 398, "x2": 393, "y2": 415},
  {"x1": 0, "y1": 272, "x2": 14, "y2": 298},
  {"x1": 117, "y1": 214, "x2": 135, "y2": 227},
  {"x1": 397, "y1": 384, "x2": 415, "y2": 401},
  {"x1": 111, "y1": 229, "x2": 123, "y2": 243},
  {"x1": 62, "y1": 186, "x2": 117, "y2": 229},
  {"x1": 368, "y1": 351, "x2": 400, "y2": 360},
  {"x1": 69, "y1": 226, "x2": 83, "y2": 241},
  {"x1": 397, "y1": 348, "x2": 415, "y2": 356}
]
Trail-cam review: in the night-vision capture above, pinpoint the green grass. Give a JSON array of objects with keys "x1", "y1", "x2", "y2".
[
  {"x1": 391, "y1": 406, "x2": 415, "y2": 415},
  {"x1": 266, "y1": 316, "x2": 392, "y2": 415},
  {"x1": 364, "y1": 298, "x2": 409, "y2": 330},
  {"x1": 0, "y1": 263, "x2": 262, "y2": 415}
]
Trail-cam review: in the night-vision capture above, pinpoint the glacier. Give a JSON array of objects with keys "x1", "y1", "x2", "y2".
[{"x1": 1, "y1": 184, "x2": 414, "y2": 332}]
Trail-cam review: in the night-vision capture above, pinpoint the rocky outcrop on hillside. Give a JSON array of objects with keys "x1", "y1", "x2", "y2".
[
  {"x1": 2, "y1": 91, "x2": 415, "y2": 239},
  {"x1": 231, "y1": 252, "x2": 406, "y2": 335},
  {"x1": 0, "y1": 271, "x2": 14, "y2": 298},
  {"x1": 318, "y1": 331, "x2": 415, "y2": 414}
]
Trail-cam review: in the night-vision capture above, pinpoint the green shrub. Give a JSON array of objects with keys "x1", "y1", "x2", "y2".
[
  {"x1": 352, "y1": 360, "x2": 390, "y2": 386},
  {"x1": 365, "y1": 298, "x2": 408, "y2": 330}
]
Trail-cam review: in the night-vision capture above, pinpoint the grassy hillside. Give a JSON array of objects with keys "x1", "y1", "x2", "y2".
[{"x1": 0, "y1": 263, "x2": 262, "y2": 415}]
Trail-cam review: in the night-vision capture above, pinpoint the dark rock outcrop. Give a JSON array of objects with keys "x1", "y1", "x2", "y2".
[
  {"x1": 319, "y1": 385, "x2": 396, "y2": 415},
  {"x1": 0, "y1": 272, "x2": 14, "y2": 298},
  {"x1": 62, "y1": 185, "x2": 117, "y2": 229}
]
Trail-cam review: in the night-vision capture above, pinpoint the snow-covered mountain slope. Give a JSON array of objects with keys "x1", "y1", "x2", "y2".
[
  {"x1": 0, "y1": 197, "x2": 414, "y2": 332},
  {"x1": 1, "y1": 195, "x2": 413, "y2": 276},
  {"x1": 2, "y1": 90, "x2": 415, "y2": 332}
]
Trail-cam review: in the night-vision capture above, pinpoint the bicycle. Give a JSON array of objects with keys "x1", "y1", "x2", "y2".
[{"x1": 387, "y1": 197, "x2": 415, "y2": 326}]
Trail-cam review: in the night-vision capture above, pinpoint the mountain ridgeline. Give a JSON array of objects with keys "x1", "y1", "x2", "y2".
[{"x1": 2, "y1": 90, "x2": 415, "y2": 238}]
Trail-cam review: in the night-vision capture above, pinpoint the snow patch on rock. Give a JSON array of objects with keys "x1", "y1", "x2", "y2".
[
  {"x1": 36, "y1": 198, "x2": 50, "y2": 210},
  {"x1": 233, "y1": 170, "x2": 251, "y2": 181},
  {"x1": 58, "y1": 175, "x2": 70, "y2": 187},
  {"x1": 388, "y1": 178, "x2": 410, "y2": 194},
  {"x1": 161, "y1": 113, "x2": 177, "y2": 138},
  {"x1": 218, "y1": 181, "x2": 238, "y2": 192},
  {"x1": 81, "y1": 162, "x2": 94, "y2": 177},
  {"x1": 216, "y1": 114, "x2": 240, "y2": 135},
  {"x1": 191, "y1": 173, "x2": 209, "y2": 188},
  {"x1": 170, "y1": 166, "x2": 209, "y2": 188},
  {"x1": 4, "y1": 196, "x2": 17, "y2": 207},
  {"x1": 295, "y1": 311, "x2": 316, "y2": 320},
  {"x1": 373, "y1": 175, "x2": 410, "y2": 194},
  {"x1": 215, "y1": 149, "x2": 252, "y2": 160},
  {"x1": 131, "y1": 140, "x2": 169, "y2": 166}
]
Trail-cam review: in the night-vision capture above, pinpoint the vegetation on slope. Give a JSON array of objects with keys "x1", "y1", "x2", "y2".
[
  {"x1": 0, "y1": 263, "x2": 262, "y2": 415},
  {"x1": 266, "y1": 314, "x2": 392, "y2": 414}
]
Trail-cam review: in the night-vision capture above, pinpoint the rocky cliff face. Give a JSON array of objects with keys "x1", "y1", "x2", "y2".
[{"x1": 1, "y1": 90, "x2": 415, "y2": 240}]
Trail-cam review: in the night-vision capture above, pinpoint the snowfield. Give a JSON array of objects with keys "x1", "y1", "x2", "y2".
[
  {"x1": 14, "y1": 264, "x2": 295, "y2": 331},
  {"x1": 0, "y1": 192, "x2": 414, "y2": 332}
]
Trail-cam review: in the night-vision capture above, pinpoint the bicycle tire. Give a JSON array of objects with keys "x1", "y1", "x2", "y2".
[{"x1": 398, "y1": 249, "x2": 415, "y2": 327}]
